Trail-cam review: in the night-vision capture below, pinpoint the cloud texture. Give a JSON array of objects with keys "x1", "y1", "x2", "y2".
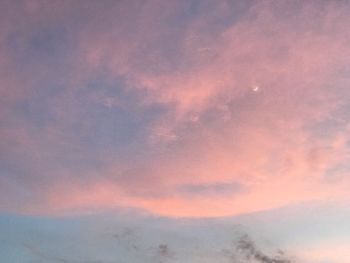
[{"x1": 0, "y1": 0, "x2": 350, "y2": 219}]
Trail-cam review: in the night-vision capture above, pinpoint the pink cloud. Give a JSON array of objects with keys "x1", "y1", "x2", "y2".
[
  {"x1": 1, "y1": 0, "x2": 350, "y2": 218},
  {"x1": 70, "y1": 1, "x2": 350, "y2": 216}
]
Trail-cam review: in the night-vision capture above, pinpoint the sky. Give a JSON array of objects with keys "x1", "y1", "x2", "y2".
[{"x1": 1, "y1": 0, "x2": 350, "y2": 262}]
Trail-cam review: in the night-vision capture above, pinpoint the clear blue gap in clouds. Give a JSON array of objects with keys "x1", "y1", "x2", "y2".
[{"x1": 1, "y1": 203, "x2": 350, "y2": 262}]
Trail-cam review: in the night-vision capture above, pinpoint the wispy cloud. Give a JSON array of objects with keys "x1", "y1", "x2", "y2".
[{"x1": 0, "y1": 0, "x2": 350, "y2": 218}]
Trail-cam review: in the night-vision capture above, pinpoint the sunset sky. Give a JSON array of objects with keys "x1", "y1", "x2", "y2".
[{"x1": 1, "y1": 0, "x2": 350, "y2": 262}]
